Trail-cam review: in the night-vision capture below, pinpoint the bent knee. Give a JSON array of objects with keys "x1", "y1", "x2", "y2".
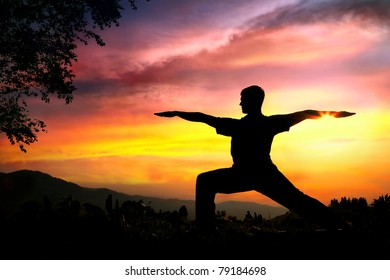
[{"x1": 196, "y1": 172, "x2": 209, "y2": 187}]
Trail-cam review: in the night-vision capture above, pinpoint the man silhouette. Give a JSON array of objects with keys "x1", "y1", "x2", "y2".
[{"x1": 155, "y1": 85, "x2": 355, "y2": 231}]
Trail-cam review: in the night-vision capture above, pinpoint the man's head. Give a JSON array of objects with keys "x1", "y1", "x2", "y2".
[{"x1": 240, "y1": 85, "x2": 265, "y2": 114}]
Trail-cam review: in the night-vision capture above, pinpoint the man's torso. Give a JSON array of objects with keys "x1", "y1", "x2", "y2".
[{"x1": 215, "y1": 114, "x2": 293, "y2": 168}]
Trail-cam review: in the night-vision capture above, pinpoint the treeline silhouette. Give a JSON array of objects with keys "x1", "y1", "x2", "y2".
[{"x1": 0, "y1": 194, "x2": 389, "y2": 260}]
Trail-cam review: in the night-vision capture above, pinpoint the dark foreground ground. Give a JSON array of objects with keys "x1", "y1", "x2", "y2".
[
  {"x1": 1, "y1": 199, "x2": 388, "y2": 260},
  {"x1": 2, "y1": 224, "x2": 388, "y2": 260}
]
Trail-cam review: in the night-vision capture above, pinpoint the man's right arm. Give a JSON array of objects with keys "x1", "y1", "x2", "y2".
[
  {"x1": 154, "y1": 111, "x2": 219, "y2": 128},
  {"x1": 286, "y1": 110, "x2": 356, "y2": 127}
]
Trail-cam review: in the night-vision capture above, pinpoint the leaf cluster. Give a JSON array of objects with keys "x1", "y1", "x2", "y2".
[{"x1": 0, "y1": 0, "x2": 142, "y2": 151}]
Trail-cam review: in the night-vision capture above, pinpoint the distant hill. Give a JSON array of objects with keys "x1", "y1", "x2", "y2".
[{"x1": 0, "y1": 170, "x2": 287, "y2": 219}]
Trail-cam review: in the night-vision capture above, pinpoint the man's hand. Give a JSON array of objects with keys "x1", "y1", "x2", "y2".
[
  {"x1": 330, "y1": 111, "x2": 356, "y2": 118},
  {"x1": 154, "y1": 111, "x2": 177, "y2": 117}
]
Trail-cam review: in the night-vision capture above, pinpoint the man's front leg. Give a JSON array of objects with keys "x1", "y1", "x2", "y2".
[{"x1": 195, "y1": 172, "x2": 217, "y2": 231}]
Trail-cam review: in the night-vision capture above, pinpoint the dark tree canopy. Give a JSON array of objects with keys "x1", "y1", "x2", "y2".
[{"x1": 0, "y1": 0, "x2": 144, "y2": 152}]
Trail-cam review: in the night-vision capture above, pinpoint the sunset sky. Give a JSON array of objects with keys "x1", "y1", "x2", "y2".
[{"x1": 1, "y1": 0, "x2": 389, "y2": 207}]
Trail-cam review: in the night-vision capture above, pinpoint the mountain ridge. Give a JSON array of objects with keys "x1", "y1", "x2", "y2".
[{"x1": 0, "y1": 169, "x2": 288, "y2": 219}]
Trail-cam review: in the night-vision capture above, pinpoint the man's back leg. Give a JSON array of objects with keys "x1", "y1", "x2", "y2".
[{"x1": 256, "y1": 167, "x2": 349, "y2": 230}]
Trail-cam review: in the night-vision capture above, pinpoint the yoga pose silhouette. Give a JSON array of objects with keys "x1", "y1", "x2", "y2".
[{"x1": 155, "y1": 85, "x2": 355, "y2": 231}]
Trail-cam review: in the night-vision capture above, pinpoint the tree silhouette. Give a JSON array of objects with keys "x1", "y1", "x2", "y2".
[
  {"x1": 370, "y1": 194, "x2": 390, "y2": 235},
  {"x1": 329, "y1": 197, "x2": 370, "y2": 230},
  {"x1": 0, "y1": 0, "x2": 147, "y2": 152},
  {"x1": 244, "y1": 210, "x2": 253, "y2": 222},
  {"x1": 179, "y1": 205, "x2": 188, "y2": 221},
  {"x1": 105, "y1": 194, "x2": 114, "y2": 217}
]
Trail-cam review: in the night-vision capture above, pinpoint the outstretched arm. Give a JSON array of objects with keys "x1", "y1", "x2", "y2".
[
  {"x1": 287, "y1": 110, "x2": 356, "y2": 126},
  {"x1": 154, "y1": 111, "x2": 219, "y2": 127}
]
